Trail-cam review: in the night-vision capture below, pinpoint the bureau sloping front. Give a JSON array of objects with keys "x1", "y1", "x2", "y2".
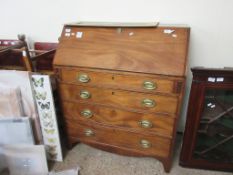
[
  {"x1": 54, "y1": 26, "x2": 189, "y2": 76},
  {"x1": 54, "y1": 24, "x2": 190, "y2": 172}
]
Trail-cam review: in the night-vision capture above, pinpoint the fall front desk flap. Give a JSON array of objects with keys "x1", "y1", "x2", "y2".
[{"x1": 54, "y1": 24, "x2": 190, "y2": 76}]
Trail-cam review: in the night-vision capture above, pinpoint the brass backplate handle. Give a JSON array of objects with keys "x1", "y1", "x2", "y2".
[
  {"x1": 81, "y1": 109, "x2": 93, "y2": 118},
  {"x1": 139, "y1": 120, "x2": 153, "y2": 128},
  {"x1": 80, "y1": 90, "x2": 91, "y2": 99},
  {"x1": 84, "y1": 129, "x2": 94, "y2": 137},
  {"x1": 143, "y1": 81, "x2": 157, "y2": 90},
  {"x1": 140, "y1": 139, "x2": 151, "y2": 148},
  {"x1": 78, "y1": 74, "x2": 90, "y2": 83},
  {"x1": 141, "y1": 99, "x2": 156, "y2": 108}
]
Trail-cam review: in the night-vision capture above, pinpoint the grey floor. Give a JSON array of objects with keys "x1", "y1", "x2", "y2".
[{"x1": 52, "y1": 135, "x2": 233, "y2": 175}]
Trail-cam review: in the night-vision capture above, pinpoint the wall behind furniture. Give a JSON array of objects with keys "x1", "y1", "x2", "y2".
[{"x1": 1, "y1": 0, "x2": 233, "y2": 131}]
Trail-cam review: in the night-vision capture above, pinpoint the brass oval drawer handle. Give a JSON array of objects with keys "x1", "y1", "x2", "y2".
[
  {"x1": 84, "y1": 129, "x2": 95, "y2": 137},
  {"x1": 141, "y1": 99, "x2": 156, "y2": 108},
  {"x1": 80, "y1": 90, "x2": 91, "y2": 99},
  {"x1": 143, "y1": 81, "x2": 157, "y2": 90},
  {"x1": 140, "y1": 139, "x2": 151, "y2": 149},
  {"x1": 78, "y1": 74, "x2": 90, "y2": 83},
  {"x1": 81, "y1": 109, "x2": 93, "y2": 118},
  {"x1": 139, "y1": 120, "x2": 153, "y2": 128}
]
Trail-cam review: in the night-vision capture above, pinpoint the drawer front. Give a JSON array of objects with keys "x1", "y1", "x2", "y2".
[
  {"x1": 60, "y1": 68, "x2": 179, "y2": 94},
  {"x1": 62, "y1": 101, "x2": 175, "y2": 138},
  {"x1": 59, "y1": 84, "x2": 178, "y2": 114},
  {"x1": 65, "y1": 120, "x2": 171, "y2": 157}
]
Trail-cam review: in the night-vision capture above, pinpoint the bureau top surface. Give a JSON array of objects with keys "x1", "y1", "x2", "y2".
[{"x1": 54, "y1": 26, "x2": 190, "y2": 76}]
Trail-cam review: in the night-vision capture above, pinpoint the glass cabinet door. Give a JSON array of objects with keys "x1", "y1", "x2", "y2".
[{"x1": 193, "y1": 88, "x2": 233, "y2": 163}]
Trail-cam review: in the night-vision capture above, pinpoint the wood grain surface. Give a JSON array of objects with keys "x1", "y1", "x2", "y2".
[
  {"x1": 65, "y1": 120, "x2": 171, "y2": 157},
  {"x1": 59, "y1": 83, "x2": 179, "y2": 115},
  {"x1": 54, "y1": 27, "x2": 190, "y2": 76},
  {"x1": 62, "y1": 101, "x2": 175, "y2": 138},
  {"x1": 60, "y1": 67, "x2": 181, "y2": 95}
]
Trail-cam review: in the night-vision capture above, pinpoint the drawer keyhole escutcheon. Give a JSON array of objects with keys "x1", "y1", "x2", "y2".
[
  {"x1": 141, "y1": 99, "x2": 156, "y2": 108},
  {"x1": 80, "y1": 90, "x2": 91, "y2": 99},
  {"x1": 143, "y1": 81, "x2": 157, "y2": 90},
  {"x1": 139, "y1": 120, "x2": 153, "y2": 128},
  {"x1": 140, "y1": 139, "x2": 151, "y2": 148},
  {"x1": 78, "y1": 73, "x2": 90, "y2": 83},
  {"x1": 81, "y1": 109, "x2": 93, "y2": 118},
  {"x1": 84, "y1": 129, "x2": 95, "y2": 137}
]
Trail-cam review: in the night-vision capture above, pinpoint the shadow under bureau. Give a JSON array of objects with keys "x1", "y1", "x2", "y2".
[{"x1": 53, "y1": 24, "x2": 190, "y2": 172}]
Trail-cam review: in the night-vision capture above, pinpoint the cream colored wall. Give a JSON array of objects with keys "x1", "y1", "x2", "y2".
[{"x1": 1, "y1": 0, "x2": 233, "y2": 131}]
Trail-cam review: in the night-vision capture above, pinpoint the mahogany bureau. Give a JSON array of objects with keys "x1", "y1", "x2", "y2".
[{"x1": 53, "y1": 24, "x2": 190, "y2": 172}]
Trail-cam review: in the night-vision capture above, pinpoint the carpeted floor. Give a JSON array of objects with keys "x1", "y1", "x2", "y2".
[
  {"x1": 1, "y1": 135, "x2": 232, "y2": 175},
  {"x1": 52, "y1": 136, "x2": 233, "y2": 175}
]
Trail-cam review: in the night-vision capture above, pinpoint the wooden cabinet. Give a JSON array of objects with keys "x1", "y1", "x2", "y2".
[
  {"x1": 54, "y1": 24, "x2": 190, "y2": 172},
  {"x1": 180, "y1": 67, "x2": 233, "y2": 172}
]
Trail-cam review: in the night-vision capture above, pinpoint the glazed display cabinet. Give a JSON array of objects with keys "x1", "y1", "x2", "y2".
[{"x1": 180, "y1": 67, "x2": 233, "y2": 171}]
